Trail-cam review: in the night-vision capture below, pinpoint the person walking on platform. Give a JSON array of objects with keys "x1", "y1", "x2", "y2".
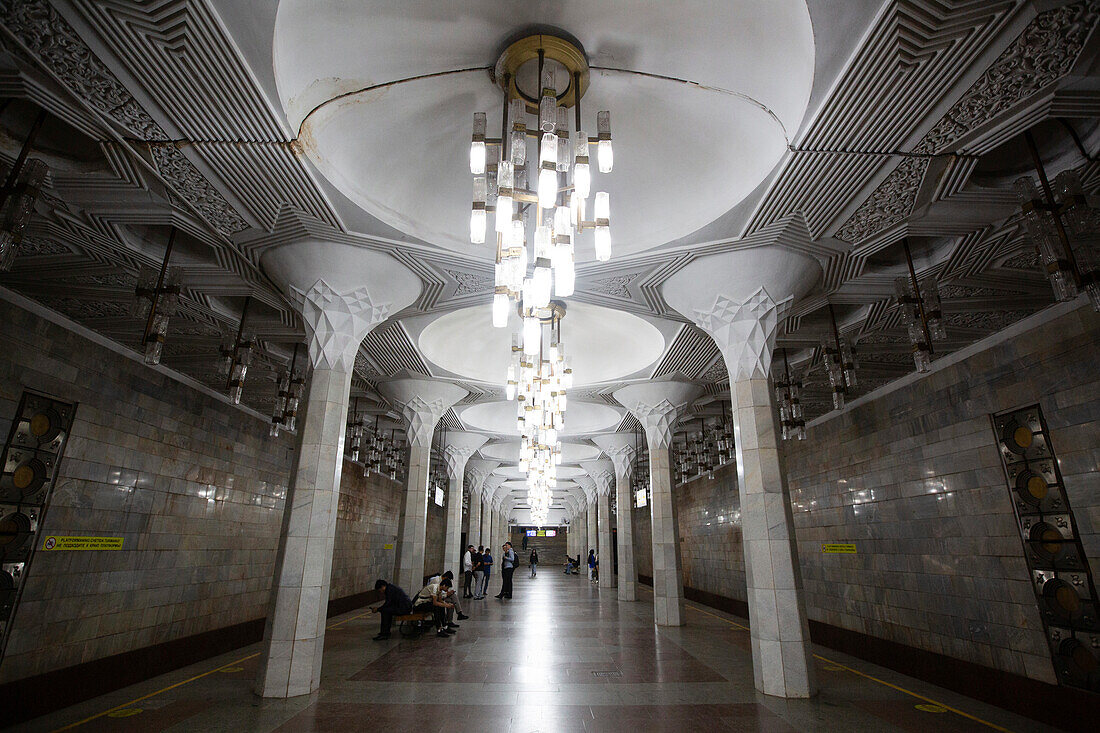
[
  {"x1": 462, "y1": 545, "x2": 475, "y2": 598},
  {"x1": 529, "y1": 548, "x2": 539, "y2": 578}
]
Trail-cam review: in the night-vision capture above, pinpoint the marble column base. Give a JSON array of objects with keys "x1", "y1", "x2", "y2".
[
  {"x1": 395, "y1": 444, "x2": 430, "y2": 593},
  {"x1": 615, "y1": 475, "x2": 636, "y2": 601},
  {"x1": 734, "y1": 377, "x2": 816, "y2": 698},
  {"x1": 444, "y1": 476, "x2": 464, "y2": 576},
  {"x1": 255, "y1": 367, "x2": 351, "y2": 698},
  {"x1": 649, "y1": 447, "x2": 684, "y2": 626},
  {"x1": 597, "y1": 492, "x2": 615, "y2": 588}
]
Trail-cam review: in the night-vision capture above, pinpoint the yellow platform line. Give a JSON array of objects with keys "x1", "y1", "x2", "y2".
[
  {"x1": 50, "y1": 609, "x2": 374, "y2": 732},
  {"x1": 636, "y1": 586, "x2": 1009, "y2": 732}
]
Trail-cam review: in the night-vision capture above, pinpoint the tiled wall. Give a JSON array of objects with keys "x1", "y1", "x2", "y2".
[
  {"x1": 631, "y1": 462, "x2": 745, "y2": 601},
  {"x1": 0, "y1": 297, "x2": 402, "y2": 683},
  {"x1": 423, "y1": 493, "x2": 446, "y2": 580},
  {"x1": 331, "y1": 461, "x2": 403, "y2": 598},
  {"x1": 786, "y1": 302, "x2": 1098, "y2": 683},
  {"x1": 630, "y1": 301, "x2": 1097, "y2": 684}
]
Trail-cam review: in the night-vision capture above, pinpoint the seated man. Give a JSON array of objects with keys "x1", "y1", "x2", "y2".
[
  {"x1": 370, "y1": 578, "x2": 412, "y2": 641},
  {"x1": 415, "y1": 577, "x2": 458, "y2": 637},
  {"x1": 427, "y1": 570, "x2": 469, "y2": 621}
]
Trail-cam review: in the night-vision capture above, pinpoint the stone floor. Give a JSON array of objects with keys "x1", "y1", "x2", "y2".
[{"x1": 21, "y1": 570, "x2": 1058, "y2": 732}]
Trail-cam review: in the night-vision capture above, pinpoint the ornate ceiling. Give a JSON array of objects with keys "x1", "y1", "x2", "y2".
[{"x1": 0, "y1": 0, "x2": 1098, "y2": 519}]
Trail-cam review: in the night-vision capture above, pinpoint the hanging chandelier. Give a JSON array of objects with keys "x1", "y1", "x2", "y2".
[
  {"x1": 894, "y1": 239, "x2": 945, "y2": 373},
  {"x1": 508, "y1": 300, "x2": 571, "y2": 524},
  {"x1": 1014, "y1": 128, "x2": 1100, "y2": 312},
  {"x1": 468, "y1": 33, "x2": 614, "y2": 328}
]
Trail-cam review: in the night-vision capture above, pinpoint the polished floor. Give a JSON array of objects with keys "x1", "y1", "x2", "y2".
[{"x1": 22, "y1": 569, "x2": 1057, "y2": 732}]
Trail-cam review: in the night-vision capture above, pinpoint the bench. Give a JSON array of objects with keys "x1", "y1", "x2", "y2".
[{"x1": 395, "y1": 611, "x2": 435, "y2": 638}]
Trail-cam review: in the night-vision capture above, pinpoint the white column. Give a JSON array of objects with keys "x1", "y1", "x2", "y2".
[
  {"x1": 595, "y1": 436, "x2": 637, "y2": 601},
  {"x1": 583, "y1": 460, "x2": 616, "y2": 589},
  {"x1": 465, "y1": 459, "x2": 497, "y2": 548},
  {"x1": 442, "y1": 433, "x2": 488, "y2": 575},
  {"x1": 662, "y1": 247, "x2": 820, "y2": 698},
  {"x1": 380, "y1": 379, "x2": 467, "y2": 593},
  {"x1": 699, "y1": 290, "x2": 817, "y2": 698},
  {"x1": 615, "y1": 381, "x2": 701, "y2": 627},
  {"x1": 256, "y1": 277, "x2": 407, "y2": 698}
]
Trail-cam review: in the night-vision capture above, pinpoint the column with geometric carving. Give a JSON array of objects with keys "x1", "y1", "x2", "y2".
[
  {"x1": 379, "y1": 378, "x2": 467, "y2": 593},
  {"x1": 443, "y1": 433, "x2": 487, "y2": 577},
  {"x1": 465, "y1": 459, "x2": 498, "y2": 549},
  {"x1": 255, "y1": 248, "x2": 419, "y2": 698},
  {"x1": 583, "y1": 459, "x2": 616, "y2": 589},
  {"x1": 663, "y1": 247, "x2": 820, "y2": 697},
  {"x1": 615, "y1": 381, "x2": 701, "y2": 627},
  {"x1": 595, "y1": 435, "x2": 637, "y2": 600}
]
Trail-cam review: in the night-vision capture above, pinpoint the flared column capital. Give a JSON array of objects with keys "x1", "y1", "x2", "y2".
[
  {"x1": 614, "y1": 381, "x2": 702, "y2": 450},
  {"x1": 593, "y1": 434, "x2": 637, "y2": 482},
  {"x1": 581, "y1": 459, "x2": 615, "y2": 496},
  {"x1": 442, "y1": 432, "x2": 488, "y2": 479},
  {"x1": 465, "y1": 458, "x2": 499, "y2": 495},
  {"x1": 379, "y1": 378, "x2": 467, "y2": 446}
]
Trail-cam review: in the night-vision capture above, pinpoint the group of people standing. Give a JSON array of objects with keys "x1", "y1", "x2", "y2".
[{"x1": 368, "y1": 541, "x2": 525, "y2": 642}]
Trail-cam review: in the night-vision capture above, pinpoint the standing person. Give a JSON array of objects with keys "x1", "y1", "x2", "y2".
[
  {"x1": 370, "y1": 578, "x2": 412, "y2": 641},
  {"x1": 522, "y1": 533, "x2": 528, "y2": 551},
  {"x1": 587, "y1": 550, "x2": 597, "y2": 581},
  {"x1": 478, "y1": 546, "x2": 493, "y2": 598},
  {"x1": 471, "y1": 545, "x2": 485, "y2": 599},
  {"x1": 496, "y1": 542, "x2": 516, "y2": 599},
  {"x1": 462, "y1": 545, "x2": 475, "y2": 598},
  {"x1": 529, "y1": 548, "x2": 539, "y2": 578}
]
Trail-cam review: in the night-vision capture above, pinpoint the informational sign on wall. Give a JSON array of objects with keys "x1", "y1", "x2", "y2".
[
  {"x1": 41, "y1": 536, "x2": 123, "y2": 551},
  {"x1": 821, "y1": 543, "x2": 857, "y2": 554},
  {"x1": 383, "y1": 543, "x2": 394, "y2": 550}
]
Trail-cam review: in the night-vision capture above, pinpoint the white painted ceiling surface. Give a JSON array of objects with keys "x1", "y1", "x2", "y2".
[
  {"x1": 481, "y1": 440, "x2": 602, "y2": 464},
  {"x1": 461, "y1": 399, "x2": 622, "y2": 436},
  {"x1": 418, "y1": 301, "x2": 665, "y2": 385},
  {"x1": 273, "y1": 0, "x2": 815, "y2": 258}
]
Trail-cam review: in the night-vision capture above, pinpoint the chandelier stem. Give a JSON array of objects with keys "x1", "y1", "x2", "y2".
[
  {"x1": 1024, "y1": 129, "x2": 1082, "y2": 285},
  {"x1": 0, "y1": 109, "x2": 46, "y2": 211},
  {"x1": 227, "y1": 295, "x2": 252, "y2": 391},
  {"x1": 902, "y1": 239, "x2": 933, "y2": 356},
  {"x1": 827, "y1": 303, "x2": 849, "y2": 392},
  {"x1": 141, "y1": 226, "x2": 177, "y2": 350},
  {"x1": 500, "y1": 72, "x2": 511, "y2": 162}
]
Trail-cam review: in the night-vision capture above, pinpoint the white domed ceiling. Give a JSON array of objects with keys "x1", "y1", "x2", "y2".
[
  {"x1": 462, "y1": 400, "x2": 621, "y2": 436},
  {"x1": 495, "y1": 465, "x2": 586, "y2": 480},
  {"x1": 481, "y1": 440, "x2": 601, "y2": 464},
  {"x1": 273, "y1": 1, "x2": 815, "y2": 258},
  {"x1": 418, "y1": 301, "x2": 664, "y2": 385}
]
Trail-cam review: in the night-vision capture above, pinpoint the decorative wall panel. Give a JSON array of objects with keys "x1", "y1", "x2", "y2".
[{"x1": 993, "y1": 404, "x2": 1100, "y2": 692}]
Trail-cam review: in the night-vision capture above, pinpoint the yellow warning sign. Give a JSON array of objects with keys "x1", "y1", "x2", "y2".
[
  {"x1": 41, "y1": 536, "x2": 124, "y2": 551},
  {"x1": 383, "y1": 543, "x2": 394, "y2": 550},
  {"x1": 821, "y1": 543, "x2": 857, "y2": 554}
]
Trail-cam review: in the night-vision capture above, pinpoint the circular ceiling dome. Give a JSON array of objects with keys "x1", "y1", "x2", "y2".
[
  {"x1": 496, "y1": 465, "x2": 586, "y2": 480},
  {"x1": 419, "y1": 301, "x2": 664, "y2": 385},
  {"x1": 482, "y1": 440, "x2": 601, "y2": 463},
  {"x1": 273, "y1": 1, "x2": 815, "y2": 258},
  {"x1": 463, "y1": 399, "x2": 620, "y2": 436}
]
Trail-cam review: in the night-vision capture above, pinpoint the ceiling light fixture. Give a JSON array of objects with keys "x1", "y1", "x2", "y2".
[
  {"x1": 469, "y1": 32, "x2": 614, "y2": 326},
  {"x1": 1015, "y1": 130, "x2": 1100, "y2": 312},
  {"x1": 895, "y1": 239, "x2": 945, "y2": 373}
]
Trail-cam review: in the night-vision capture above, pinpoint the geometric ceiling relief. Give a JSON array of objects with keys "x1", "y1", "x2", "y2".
[
  {"x1": 275, "y1": 0, "x2": 815, "y2": 259},
  {"x1": 0, "y1": 0, "x2": 1095, "y2": 498}
]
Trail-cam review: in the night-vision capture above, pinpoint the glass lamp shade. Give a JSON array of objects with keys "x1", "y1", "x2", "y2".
[
  {"x1": 523, "y1": 317, "x2": 541, "y2": 355},
  {"x1": 470, "y1": 141, "x2": 486, "y2": 175},
  {"x1": 594, "y1": 227, "x2": 611, "y2": 261},
  {"x1": 573, "y1": 162, "x2": 590, "y2": 200},
  {"x1": 492, "y1": 290, "x2": 510, "y2": 328},
  {"x1": 470, "y1": 208, "x2": 486, "y2": 244}
]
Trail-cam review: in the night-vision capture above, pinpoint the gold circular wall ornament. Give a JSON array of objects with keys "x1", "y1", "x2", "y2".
[
  {"x1": 1014, "y1": 469, "x2": 1049, "y2": 505},
  {"x1": 494, "y1": 33, "x2": 589, "y2": 112},
  {"x1": 1029, "y1": 522, "x2": 1066, "y2": 560},
  {"x1": 11, "y1": 458, "x2": 47, "y2": 494},
  {"x1": 1058, "y1": 638, "x2": 1099, "y2": 676},
  {"x1": 1001, "y1": 419, "x2": 1034, "y2": 454},
  {"x1": 28, "y1": 408, "x2": 62, "y2": 443},
  {"x1": 1042, "y1": 577, "x2": 1083, "y2": 620}
]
